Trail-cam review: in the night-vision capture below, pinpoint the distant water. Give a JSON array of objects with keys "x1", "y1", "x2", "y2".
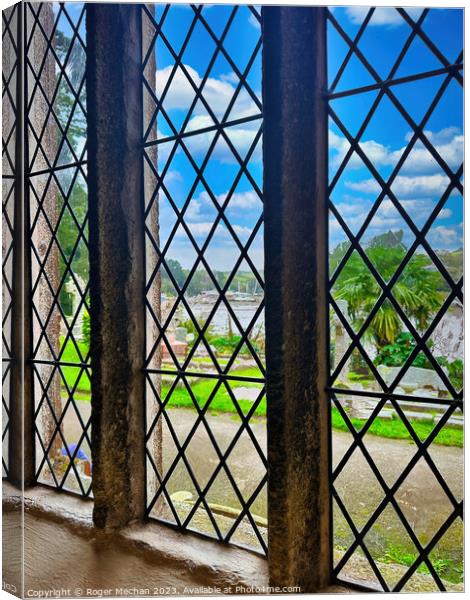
[{"x1": 183, "y1": 298, "x2": 264, "y2": 335}]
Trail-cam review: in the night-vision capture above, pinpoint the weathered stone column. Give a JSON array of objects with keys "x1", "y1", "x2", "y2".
[
  {"x1": 262, "y1": 7, "x2": 331, "y2": 591},
  {"x1": 5, "y1": 1, "x2": 35, "y2": 489},
  {"x1": 86, "y1": 3, "x2": 147, "y2": 529},
  {"x1": 3, "y1": 15, "x2": 31, "y2": 600},
  {"x1": 142, "y1": 3, "x2": 163, "y2": 513}
]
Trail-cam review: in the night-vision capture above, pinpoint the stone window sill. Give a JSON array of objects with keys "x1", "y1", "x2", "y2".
[
  {"x1": 3, "y1": 481, "x2": 268, "y2": 592},
  {"x1": 2, "y1": 481, "x2": 351, "y2": 595}
]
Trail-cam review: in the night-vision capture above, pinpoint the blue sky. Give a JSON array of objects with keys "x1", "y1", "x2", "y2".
[
  {"x1": 146, "y1": 4, "x2": 463, "y2": 271},
  {"x1": 144, "y1": 3, "x2": 264, "y2": 272},
  {"x1": 56, "y1": 3, "x2": 464, "y2": 271},
  {"x1": 328, "y1": 6, "x2": 463, "y2": 257}
]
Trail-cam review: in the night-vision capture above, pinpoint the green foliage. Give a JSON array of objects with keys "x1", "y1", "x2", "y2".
[
  {"x1": 164, "y1": 259, "x2": 186, "y2": 289},
  {"x1": 332, "y1": 231, "x2": 444, "y2": 348},
  {"x1": 367, "y1": 229, "x2": 405, "y2": 249},
  {"x1": 176, "y1": 318, "x2": 261, "y2": 356},
  {"x1": 210, "y1": 335, "x2": 260, "y2": 356},
  {"x1": 381, "y1": 544, "x2": 463, "y2": 584},
  {"x1": 55, "y1": 29, "x2": 89, "y2": 316},
  {"x1": 177, "y1": 318, "x2": 214, "y2": 348},
  {"x1": 374, "y1": 332, "x2": 431, "y2": 368},
  {"x1": 436, "y1": 249, "x2": 463, "y2": 282},
  {"x1": 54, "y1": 30, "x2": 86, "y2": 149},
  {"x1": 375, "y1": 333, "x2": 464, "y2": 390},
  {"x1": 347, "y1": 371, "x2": 373, "y2": 382},
  {"x1": 59, "y1": 288, "x2": 74, "y2": 316},
  {"x1": 161, "y1": 259, "x2": 263, "y2": 297},
  {"x1": 160, "y1": 371, "x2": 265, "y2": 417},
  {"x1": 82, "y1": 309, "x2": 90, "y2": 348},
  {"x1": 410, "y1": 353, "x2": 433, "y2": 369},
  {"x1": 57, "y1": 183, "x2": 89, "y2": 283},
  {"x1": 59, "y1": 337, "x2": 90, "y2": 395},
  {"x1": 331, "y1": 407, "x2": 462, "y2": 447},
  {"x1": 446, "y1": 359, "x2": 463, "y2": 390},
  {"x1": 60, "y1": 346, "x2": 461, "y2": 448},
  {"x1": 210, "y1": 335, "x2": 239, "y2": 352},
  {"x1": 437, "y1": 357, "x2": 463, "y2": 391},
  {"x1": 350, "y1": 350, "x2": 370, "y2": 376}
]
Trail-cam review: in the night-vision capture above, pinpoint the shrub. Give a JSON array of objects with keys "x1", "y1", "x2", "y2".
[
  {"x1": 375, "y1": 332, "x2": 412, "y2": 367},
  {"x1": 374, "y1": 332, "x2": 433, "y2": 369},
  {"x1": 375, "y1": 333, "x2": 464, "y2": 389},
  {"x1": 177, "y1": 318, "x2": 215, "y2": 347},
  {"x1": 211, "y1": 335, "x2": 261, "y2": 356},
  {"x1": 441, "y1": 358, "x2": 463, "y2": 390},
  {"x1": 82, "y1": 309, "x2": 90, "y2": 347}
]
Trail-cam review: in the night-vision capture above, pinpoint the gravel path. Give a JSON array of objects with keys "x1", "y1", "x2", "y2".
[
  {"x1": 62, "y1": 403, "x2": 463, "y2": 528},
  {"x1": 62, "y1": 402, "x2": 463, "y2": 586}
]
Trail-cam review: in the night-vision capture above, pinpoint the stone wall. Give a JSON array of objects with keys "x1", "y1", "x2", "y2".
[{"x1": 431, "y1": 300, "x2": 463, "y2": 362}]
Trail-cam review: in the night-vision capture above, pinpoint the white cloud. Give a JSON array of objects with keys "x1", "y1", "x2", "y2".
[
  {"x1": 330, "y1": 195, "x2": 455, "y2": 247},
  {"x1": 438, "y1": 208, "x2": 453, "y2": 219},
  {"x1": 156, "y1": 64, "x2": 259, "y2": 121},
  {"x1": 164, "y1": 170, "x2": 183, "y2": 184},
  {"x1": 232, "y1": 224, "x2": 254, "y2": 241},
  {"x1": 344, "y1": 6, "x2": 423, "y2": 27},
  {"x1": 154, "y1": 63, "x2": 262, "y2": 164},
  {"x1": 184, "y1": 117, "x2": 262, "y2": 164},
  {"x1": 220, "y1": 71, "x2": 240, "y2": 85},
  {"x1": 184, "y1": 197, "x2": 203, "y2": 222},
  {"x1": 154, "y1": 114, "x2": 261, "y2": 169},
  {"x1": 164, "y1": 186, "x2": 262, "y2": 267},
  {"x1": 248, "y1": 11, "x2": 261, "y2": 29},
  {"x1": 217, "y1": 190, "x2": 261, "y2": 210},
  {"x1": 177, "y1": 222, "x2": 213, "y2": 238},
  {"x1": 330, "y1": 131, "x2": 398, "y2": 172},
  {"x1": 427, "y1": 224, "x2": 463, "y2": 250},
  {"x1": 344, "y1": 178, "x2": 380, "y2": 194},
  {"x1": 156, "y1": 64, "x2": 261, "y2": 166},
  {"x1": 155, "y1": 123, "x2": 261, "y2": 167},
  {"x1": 400, "y1": 199, "x2": 451, "y2": 220},
  {"x1": 183, "y1": 189, "x2": 261, "y2": 223},
  {"x1": 346, "y1": 173, "x2": 452, "y2": 198},
  {"x1": 174, "y1": 219, "x2": 254, "y2": 245},
  {"x1": 398, "y1": 133, "x2": 463, "y2": 175},
  {"x1": 329, "y1": 127, "x2": 463, "y2": 175},
  {"x1": 406, "y1": 126, "x2": 461, "y2": 146}
]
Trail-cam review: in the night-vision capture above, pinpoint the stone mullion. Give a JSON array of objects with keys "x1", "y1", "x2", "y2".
[
  {"x1": 86, "y1": 3, "x2": 147, "y2": 529},
  {"x1": 142, "y1": 3, "x2": 165, "y2": 516},
  {"x1": 262, "y1": 6, "x2": 331, "y2": 591},
  {"x1": 8, "y1": 1, "x2": 35, "y2": 489}
]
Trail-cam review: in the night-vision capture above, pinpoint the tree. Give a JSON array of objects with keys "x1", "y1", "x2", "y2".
[
  {"x1": 332, "y1": 231, "x2": 444, "y2": 349},
  {"x1": 163, "y1": 258, "x2": 186, "y2": 290},
  {"x1": 54, "y1": 29, "x2": 88, "y2": 315}
]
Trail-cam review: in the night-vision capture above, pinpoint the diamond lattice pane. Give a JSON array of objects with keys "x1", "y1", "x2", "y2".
[
  {"x1": 328, "y1": 6, "x2": 463, "y2": 591},
  {"x1": 26, "y1": 2, "x2": 91, "y2": 496},
  {"x1": 143, "y1": 3, "x2": 266, "y2": 553}
]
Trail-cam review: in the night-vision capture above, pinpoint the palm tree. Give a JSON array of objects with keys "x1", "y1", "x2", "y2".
[{"x1": 331, "y1": 233, "x2": 444, "y2": 350}]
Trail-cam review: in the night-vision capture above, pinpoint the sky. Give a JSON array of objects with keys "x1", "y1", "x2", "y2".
[
  {"x1": 143, "y1": 3, "x2": 264, "y2": 273},
  {"x1": 327, "y1": 7, "x2": 463, "y2": 257},
  {"x1": 55, "y1": 3, "x2": 464, "y2": 272}
]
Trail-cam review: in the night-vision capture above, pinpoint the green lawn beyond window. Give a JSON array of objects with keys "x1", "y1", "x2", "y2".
[{"x1": 59, "y1": 339, "x2": 461, "y2": 447}]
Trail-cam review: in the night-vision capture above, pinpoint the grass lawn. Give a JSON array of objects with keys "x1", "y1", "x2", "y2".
[
  {"x1": 59, "y1": 339, "x2": 462, "y2": 447},
  {"x1": 379, "y1": 543, "x2": 463, "y2": 584},
  {"x1": 331, "y1": 407, "x2": 462, "y2": 448},
  {"x1": 161, "y1": 367, "x2": 266, "y2": 417},
  {"x1": 60, "y1": 337, "x2": 91, "y2": 394}
]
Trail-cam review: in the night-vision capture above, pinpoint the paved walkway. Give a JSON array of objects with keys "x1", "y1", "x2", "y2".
[
  {"x1": 62, "y1": 403, "x2": 463, "y2": 520},
  {"x1": 62, "y1": 402, "x2": 462, "y2": 573}
]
